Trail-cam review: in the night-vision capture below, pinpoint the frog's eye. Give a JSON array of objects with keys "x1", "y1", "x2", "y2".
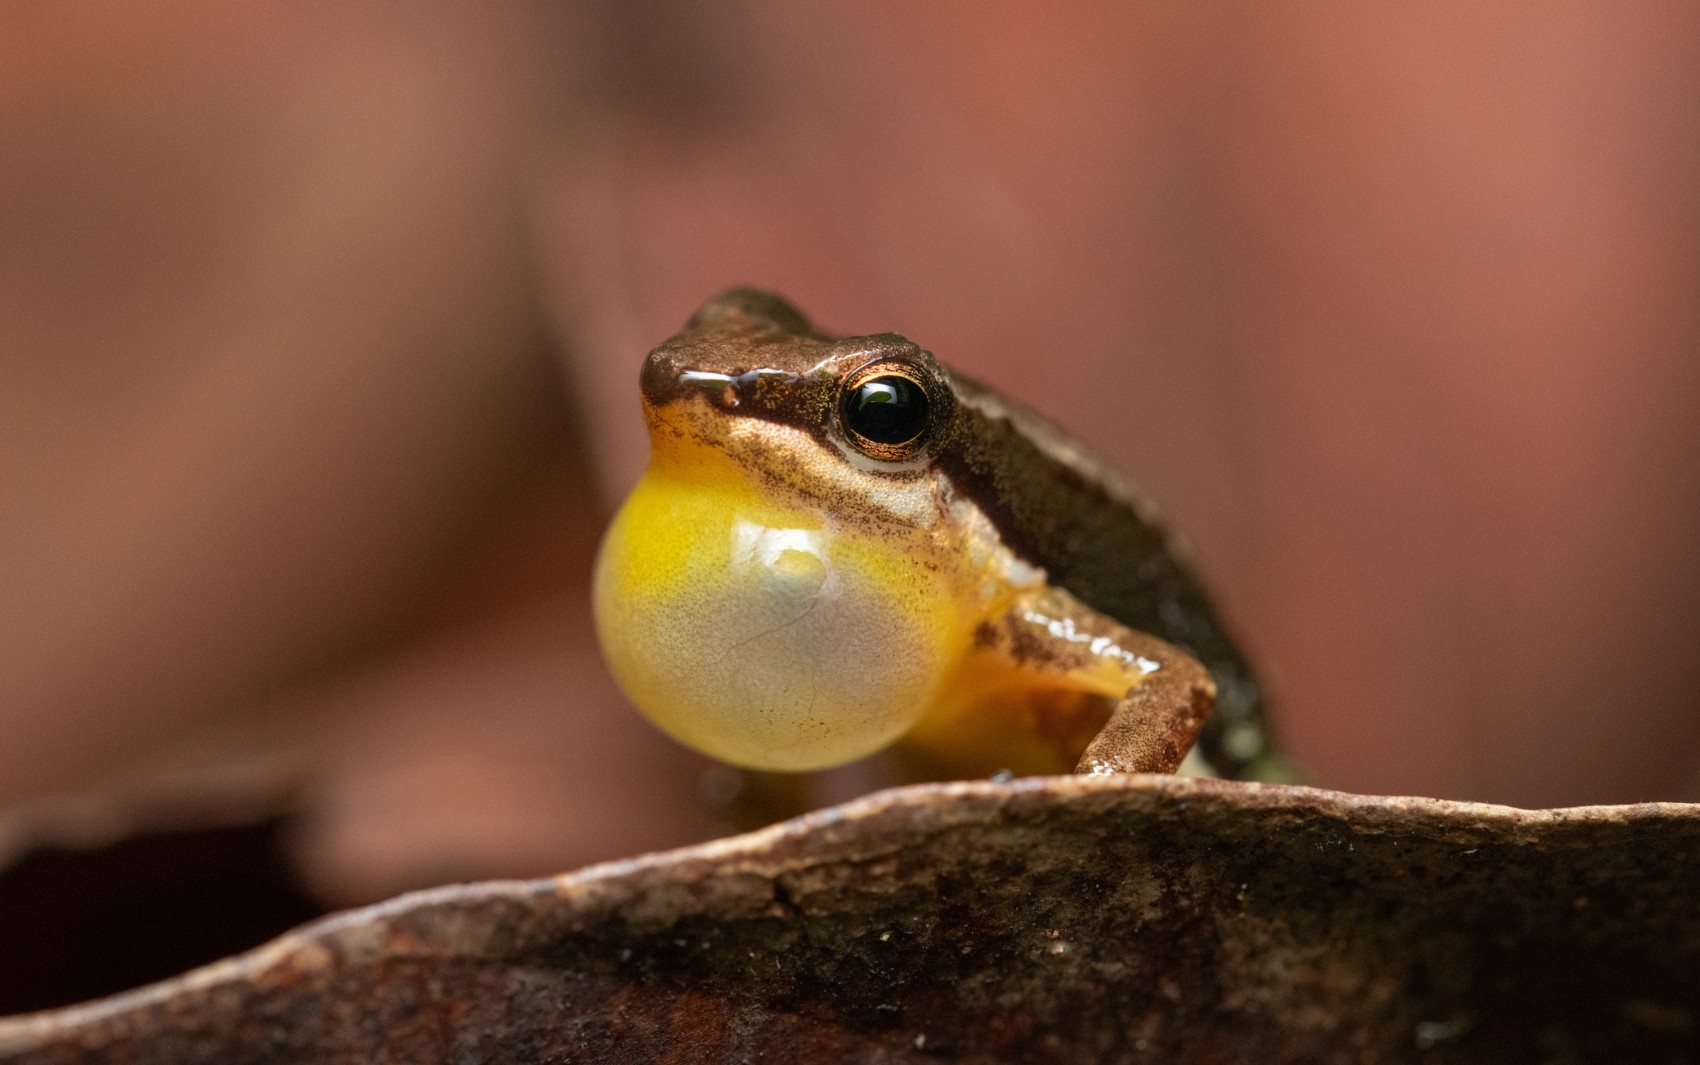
[{"x1": 840, "y1": 365, "x2": 932, "y2": 460}]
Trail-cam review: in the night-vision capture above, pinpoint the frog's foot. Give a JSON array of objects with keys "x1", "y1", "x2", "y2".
[{"x1": 903, "y1": 587, "x2": 1213, "y2": 778}]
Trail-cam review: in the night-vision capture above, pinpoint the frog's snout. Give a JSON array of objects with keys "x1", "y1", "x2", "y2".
[
  {"x1": 637, "y1": 346, "x2": 695, "y2": 408},
  {"x1": 640, "y1": 347, "x2": 802, "y2": 416}
]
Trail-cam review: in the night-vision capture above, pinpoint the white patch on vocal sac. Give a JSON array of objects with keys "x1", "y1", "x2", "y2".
[{"x1": 731, "y1": 521, "x2": 829, "y2": 572}]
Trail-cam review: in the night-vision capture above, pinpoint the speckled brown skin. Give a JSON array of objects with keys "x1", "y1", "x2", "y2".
[{"x1": 641, "y1": 288, "x2": 1259, "y2": 777}]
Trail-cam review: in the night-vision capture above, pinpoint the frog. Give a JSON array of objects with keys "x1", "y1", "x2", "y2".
[{"x1": 592, "y1": 288, "x2": 1272, "y2": 780}]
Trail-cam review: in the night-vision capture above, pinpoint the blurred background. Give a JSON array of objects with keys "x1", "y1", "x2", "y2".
[{"x1": 2, "y1": 0, "x2": 1698, "y2": 1010}]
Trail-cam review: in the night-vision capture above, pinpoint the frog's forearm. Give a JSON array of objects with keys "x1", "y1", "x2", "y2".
[
  {"x1": 999, "y1": 589, "x2": 1213, "y2": 775},
  {"x1": 1072, "y1": 640, "x2": 1214, "y2": 776},
  {"x1": 898, "y1": 587, "x2": 1214, "y2": 778}
]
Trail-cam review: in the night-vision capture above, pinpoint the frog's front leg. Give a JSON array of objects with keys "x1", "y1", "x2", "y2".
[{"x1": 900, "y1": 587, "x2": 1214, "y2": 778}]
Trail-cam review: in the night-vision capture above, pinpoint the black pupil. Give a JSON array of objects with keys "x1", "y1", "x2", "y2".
[{"x1": 844, "y1": 375, "x2": 929, "y2": 446}]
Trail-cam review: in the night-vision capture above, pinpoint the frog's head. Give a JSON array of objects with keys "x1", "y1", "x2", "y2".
[
  {"x1": 636, "y1": 288, "x2": 960, "y2": 524},
  {"x1": 594, "y1": 290, "x2": 984, "y2": 772}
]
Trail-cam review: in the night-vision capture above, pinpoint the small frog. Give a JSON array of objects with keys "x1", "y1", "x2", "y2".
[{"x1": 594, "y1": 289, "x2": 1270, "y2": 779}]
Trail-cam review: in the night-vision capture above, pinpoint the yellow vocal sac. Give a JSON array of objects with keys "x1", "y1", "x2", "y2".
[{"x1": 593, "y1": 449, "x2": 972, "y2": 772}]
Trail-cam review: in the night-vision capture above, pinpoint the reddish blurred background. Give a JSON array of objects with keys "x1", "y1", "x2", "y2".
[{"x1": 1, "y1": 1, "x2": 1698, "y2": 1003}]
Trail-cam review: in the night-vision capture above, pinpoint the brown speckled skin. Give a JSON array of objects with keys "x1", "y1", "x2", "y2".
[
  {"x1": 645, "y1": 288, "x2": 1260, "y2": 776},
  {"x1": 4, "y1": 777, "x2": 1697, "y2": 1063}
]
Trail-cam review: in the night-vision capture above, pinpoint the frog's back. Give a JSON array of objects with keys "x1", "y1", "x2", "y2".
[{"x1": 936, "y1": 371, "x2": 1273, "y2": 778}]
